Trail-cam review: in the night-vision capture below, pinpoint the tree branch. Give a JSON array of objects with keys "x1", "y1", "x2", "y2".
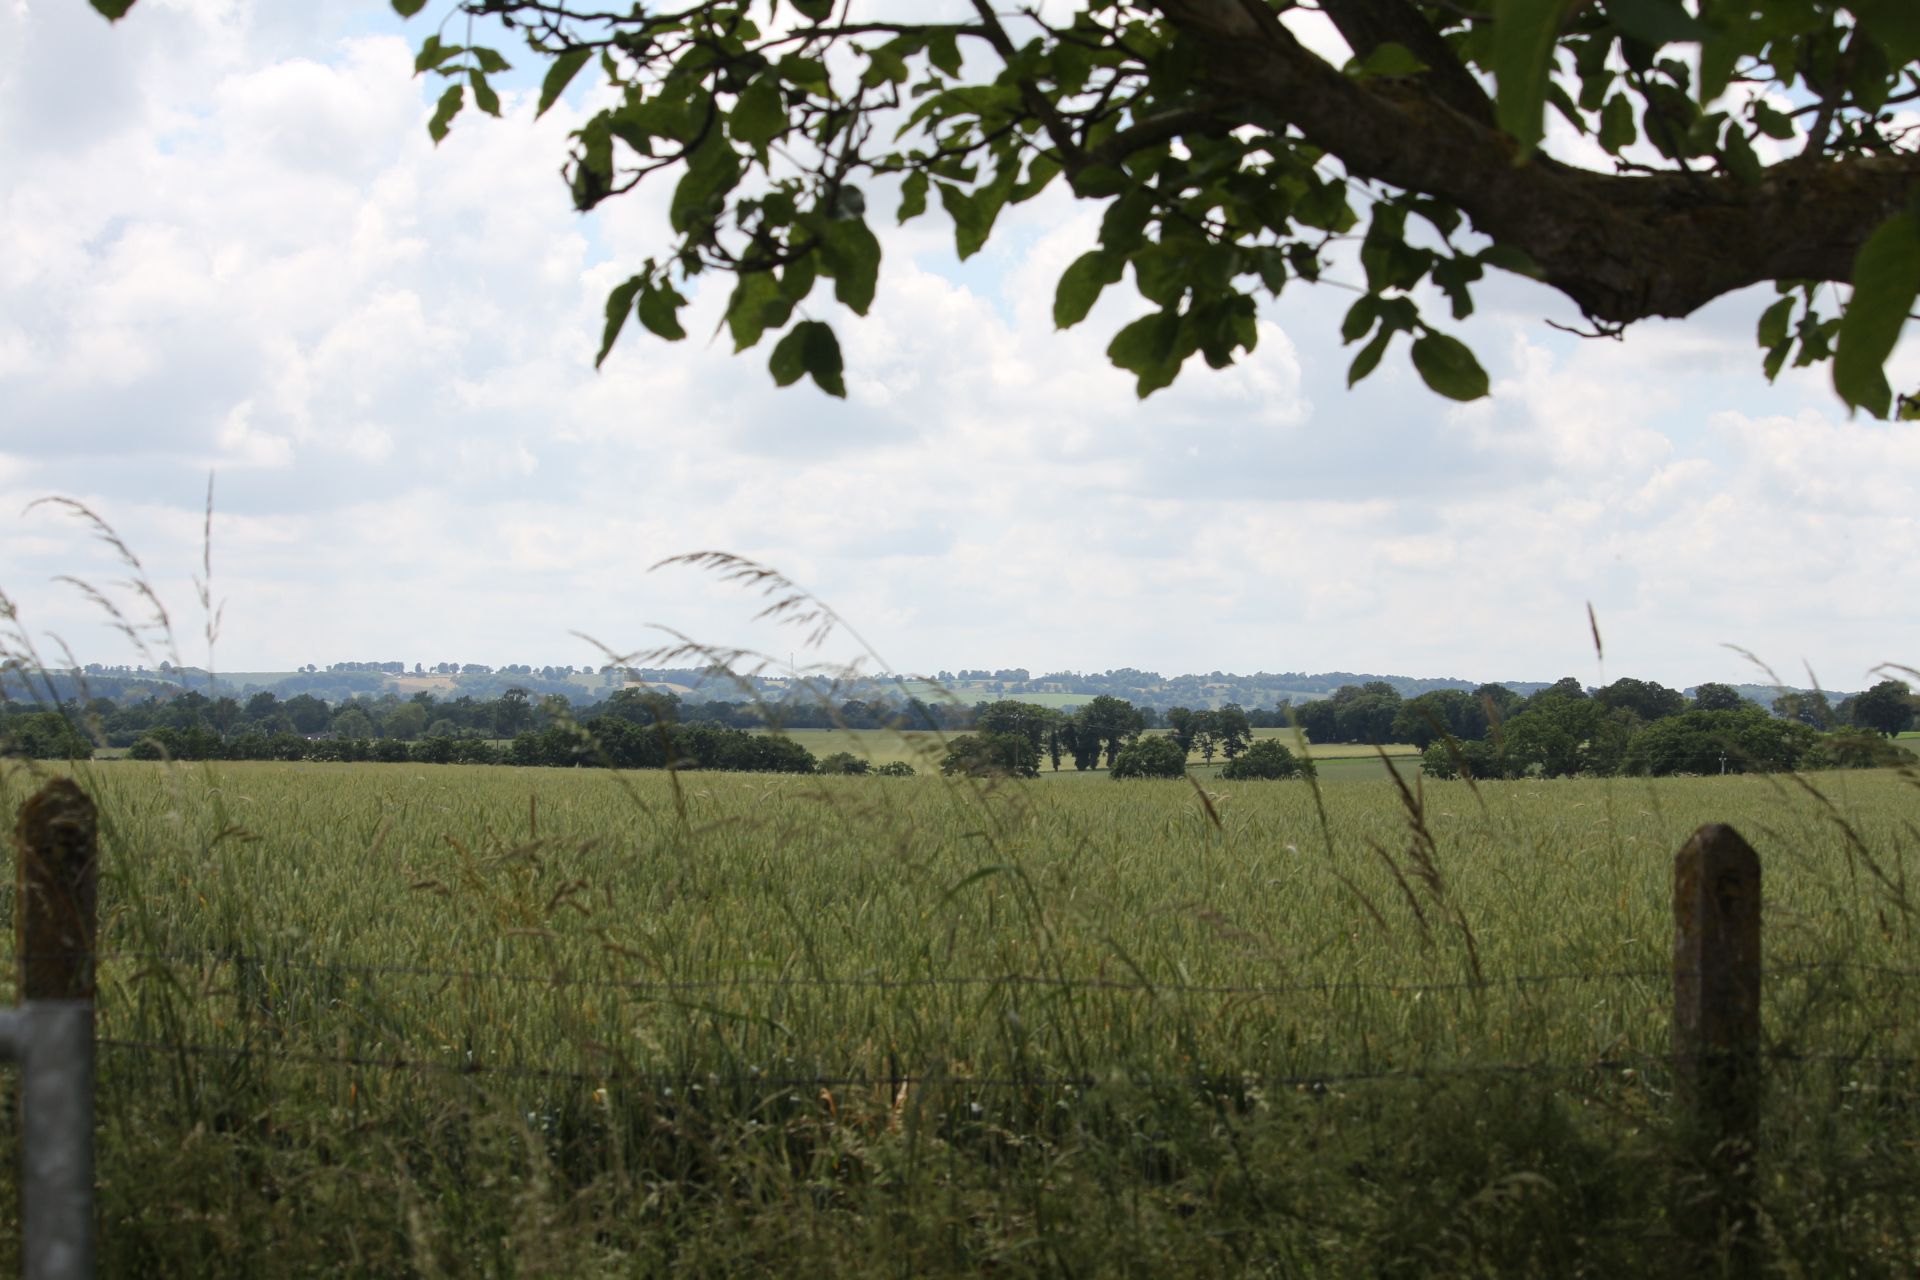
[
  {"x1": 1156, "y1": 0, "x2": 1920, "y2": 323},
  {"x1": 1318, "y1": 0, "x2": 1494, "y2": 127}
]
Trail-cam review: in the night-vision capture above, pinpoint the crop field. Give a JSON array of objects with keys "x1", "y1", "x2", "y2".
[
  {"x1": 3, "y1": 755, "x2": 1919, "y2": 1275},
  {"x1": 782, "y1": 725, "x2": 1419, "y2": 782}
]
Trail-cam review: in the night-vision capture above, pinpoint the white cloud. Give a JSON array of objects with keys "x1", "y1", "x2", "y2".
[{"x1": 0, "y1": 0, "x2": 1913, "y2": 691}]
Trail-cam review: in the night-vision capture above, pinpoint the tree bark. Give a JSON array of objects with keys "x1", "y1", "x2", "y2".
[{"x1": 1155, "y1": 0, "x2": 1920, "y2": 324}]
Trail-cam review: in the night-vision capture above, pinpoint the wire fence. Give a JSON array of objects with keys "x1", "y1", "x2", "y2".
[{"x1": 72, "y1": 947, "x2": 1920, "y2": 1097}]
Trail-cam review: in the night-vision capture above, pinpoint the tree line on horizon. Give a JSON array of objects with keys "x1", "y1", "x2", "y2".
[{"x1": 1, "y1": 672, "x2": 1913, "y2": 780}]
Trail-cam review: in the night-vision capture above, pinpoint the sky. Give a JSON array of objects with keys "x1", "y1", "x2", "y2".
[{"x1": 1, "y1": 0, "x2": 1915, "y2": 692}]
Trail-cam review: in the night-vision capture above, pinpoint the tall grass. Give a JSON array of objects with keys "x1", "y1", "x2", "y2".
[{"x1": 0, "y1": 756, "x2": 1915, "y2": 1275}]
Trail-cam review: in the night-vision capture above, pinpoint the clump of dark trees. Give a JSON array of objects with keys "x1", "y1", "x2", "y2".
[{"x1": 1385, "y1": 679, "x2": 1919, "y2": 779}]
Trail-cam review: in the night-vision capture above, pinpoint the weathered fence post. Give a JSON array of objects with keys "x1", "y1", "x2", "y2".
[
  {"x1": 4, "y1": 778, "x2": 98, "y2": 1280},
  {"x1": 1672, "y1": 822, "x2": 1761, "y2": 1272}
]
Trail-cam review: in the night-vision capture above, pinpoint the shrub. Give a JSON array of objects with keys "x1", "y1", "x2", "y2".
[
  {"x1": 1419, "y1": 737, "x2": 1517, "y2": 780},
  {"x1": 872, "y1": 760, "x2": 916, "y2": 777},
  {"x1": 1811, "y1": 731, "x2": 1919, "y2": 771},
  {"x1": 819, "y1": 751, "x2": 871, "y2": 775},
  {"x1": 940, "y1": 732, "x2": 1039, "y2": 778},
  {"x1": 1219, "y1": 738, "x2": 1312, "y2": 780},
  {"x1": 1110, "y1": 734, "x2": 1188, "y2": 779},
  {"x1": 2, "y1": 711, "x2": 94, "y2": 761},
  {"x1": 410, "y1": 736, "x2": 457, "y2": 765}
]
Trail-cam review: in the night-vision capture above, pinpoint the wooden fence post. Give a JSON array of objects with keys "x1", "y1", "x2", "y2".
[
  {"x1": 1672, "y1": 822, "x2": 1761, "y2": 1271},
  {"x1": 17, "y1": 778, "x2": 98, "y2": 1002},
  {"x1": 10, "y1": 777, "x2": 98, "y2": 1280}
]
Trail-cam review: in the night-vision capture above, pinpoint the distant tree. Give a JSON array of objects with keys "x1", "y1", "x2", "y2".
[
  {"x1": 1220, "y1": 739, "x2": 1312, "y2": 781},
  {"x1": 494, "y1": 688, "x2": 535, "y2": 738},
  {"x1": 1110, "y1": 735, "x2": 1187, "y2": 780},
  {"x1": 1334, "y1": 687, "x2": 1401, "y2": 744},
  {"x1": 1213, "y1": 705, "x2": 1253, "y2": 759},
  {"x1": 1624, "y1": 708, "x2": 1818, "y2": 776},
  {"x1": 1192, "y1": 711, "x2": 1222, "y2": 764},
  {"x1": 1773, "y1": 690, "x2": 1838, "y2": 730},
  {"x1": 332, "y1": 708, "x2": 376, "y2": 740},
  {"x1": 1164, "y1": 707, "x2": 1200, "y2": 754},
  {"x1": 1502, "y1": 696, "x2": 1602, "y2": 778},
  {"x1": 244, "y1": 691, "x2": 280, "y2": 720},
  {"x1": 872, "y1": 760, "x2": 917, "y2": 777},
  {"x1": 604, "y1": 688, "x2": 681, "y2": 725},
  {"x1": 1390, "y1": 689, "x2": 1481, "y2": 748},
  {"x1": 1595, "y1": 678, "x2": 1685, "y2": 722},
  {"x1": 1293, "y1": 699, "x2": 1339, "y2": 745},
  {"x1": 1851, "y1": 680, "x2": 1916, "y2": 738},
  {"x1": 980, "y1": 700, "x2": 1053, "y2": 751},
  {"x1": 1691, "y1": 683, "x2": 1752, "y2": 713},
  {"x1": 383, "y1": 703, "x2": 430, "y2": 742},
  {"x1": 1473, "y1": 684, "x2": 1526, "y2": 733},
  {"x1": 1528, "y1": 678, "x2": 1589, "y2": 705},
  {"x1": 279, "y1": 693, "x2": 329, "y2": 735},
  {"x1": 1078, "y1": 695, "x2": 1145, "y2": 767},
  {"x1": 940, "y1": 732, "x2": 1040, "y2": 779}
]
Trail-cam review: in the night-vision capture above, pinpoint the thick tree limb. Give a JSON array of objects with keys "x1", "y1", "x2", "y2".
[
  {"x1": 1319, "y1": 0, "x2": 1495, "y2": 127},
  {"x1": 1156, "y1": 0, "x2": 1920, "y2": 323}
]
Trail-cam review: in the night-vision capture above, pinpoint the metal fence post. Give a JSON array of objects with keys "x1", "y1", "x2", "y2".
[
  {"x1": 1672, "y1": 821, "x2": 1761, "y2": 1272},
  {"x1": 10, "y1": 778, "x2": 97, "y2": 1280}
]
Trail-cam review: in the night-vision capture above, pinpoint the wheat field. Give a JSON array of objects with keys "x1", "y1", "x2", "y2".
[{"x1": 2, "y1": 755, "x2": 1916, "y2": 1276}]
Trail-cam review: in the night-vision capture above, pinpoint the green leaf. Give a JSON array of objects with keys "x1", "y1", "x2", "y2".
[
  {"x1": 1069, "y1": 164, "x2": 1132, "y2": 199},
  {"x1": 1342, "y1": 296, "x2": 1381, "y2": 344},
  {"x1": 898, "y1": 172, "x2": 929, "y2": 223},
  {"x1": 1847, "y1": 0, "x2": 1920, "y2": 65},
  {"x1": 670, "y1": 133, "x2": 742, "y2": 234},
  {"x1": 90, "y1": 0, "x2": 137, "y2": 17},
  {"x1": 390, "y1": 0, "x2": 426, "y2": 14},
  {"x1": 1598, "y1": 92, "x2": 1637, "y2": 153},
  {"x1": 1721, "y1": 126, "x2": 1762, "y2": 186},
  {"x1": 428, "y1": 84, "x2": 464, "y2": 144},
  {"x1": 471, "y1": 47, "x2": 511, "y2": 74},
  {"x1": 1494, "y1": 0, "x2": 1570, "y2": 159},
  {"x1": 789, "y1": 0, "x2": 834, "y2": 20},
  {"x1": 769, "y1": 321, "x2": 845, "y2": 396},
  {"x1": 1835, "y1": 212, "x2": 1920, "y2": 419},
  {"x1": 769, "y1": 324, "x2": 807, "y2": 386},
  {"x1": 1410, "y1": 332, "x2": 1491, "y2": 400},
  {"x1": 1751, "y1": 99, "x2": 1794, "y2": 141},
  {"x1": 927, "y1": 27, "x2": 963, "y2": 77},
  {"x1": 727, "y1": 272, "x2": 790, "y2": 351},
  {"x1": 776, "y1": 54, "x2": 831, "y2": 96},
  {"x1": 468, "y1": 70, "x2": 501, "y2": 118},
  {"x1": 596, "y1": 275, "x2": 645, "y2": 368},
  {"x1": 415, "y1": 36, "x2": 463, "y2": 74},
  {"x1": 1607, "y1": 0, "x2": 1708, "y2": 47},
  {"x1": 1348, "y1": 327, "x2": 1394, "y2": 386},
  {"x1": 938, "y1": 182, "x2": 992, "y2": 260},
  {"x1": 824, "y1": 219, "x2": 881, "y2": 315},
  {"x1": 730, "y1": 74, "x2": 787, "y2": 147},
  {"x1": 1756, "y1": 296, "x2": 1794, "y2": 351},
  {"x1": 1054, "y1": 250, "x2": 1126, "y2": 329},
  {"x1": 1346, "y1": 42, "x2": 1430, "y2": 78},
  {"x1": 637, "y1": 281, "x2": 688, "y2": 341},
  {"x1": 1107, "y1": 311, "x2": 1183, "y2": 397},
  {"x1": 1479, "y1": 244, "x2": 1544, "y2": 278},
  {"x1": 780, "y1": 255, "x2": 816, "y2": 304},
  {"x1": 538, "y1": 49, "x2": 593, "y2": 119}
]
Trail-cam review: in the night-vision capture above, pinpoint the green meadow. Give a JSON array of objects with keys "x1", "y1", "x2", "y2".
[{"x1": 3, "y1": 755, "x2": 1918, "y2": 1275}]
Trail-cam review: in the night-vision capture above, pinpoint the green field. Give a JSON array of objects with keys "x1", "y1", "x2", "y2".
[
  {"x1": 4, "y1": 756, "x2": 1918, "y2": 1275},
  {"x1": 784, "y1": 725, "x2": 1419, "y2": 782}
]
